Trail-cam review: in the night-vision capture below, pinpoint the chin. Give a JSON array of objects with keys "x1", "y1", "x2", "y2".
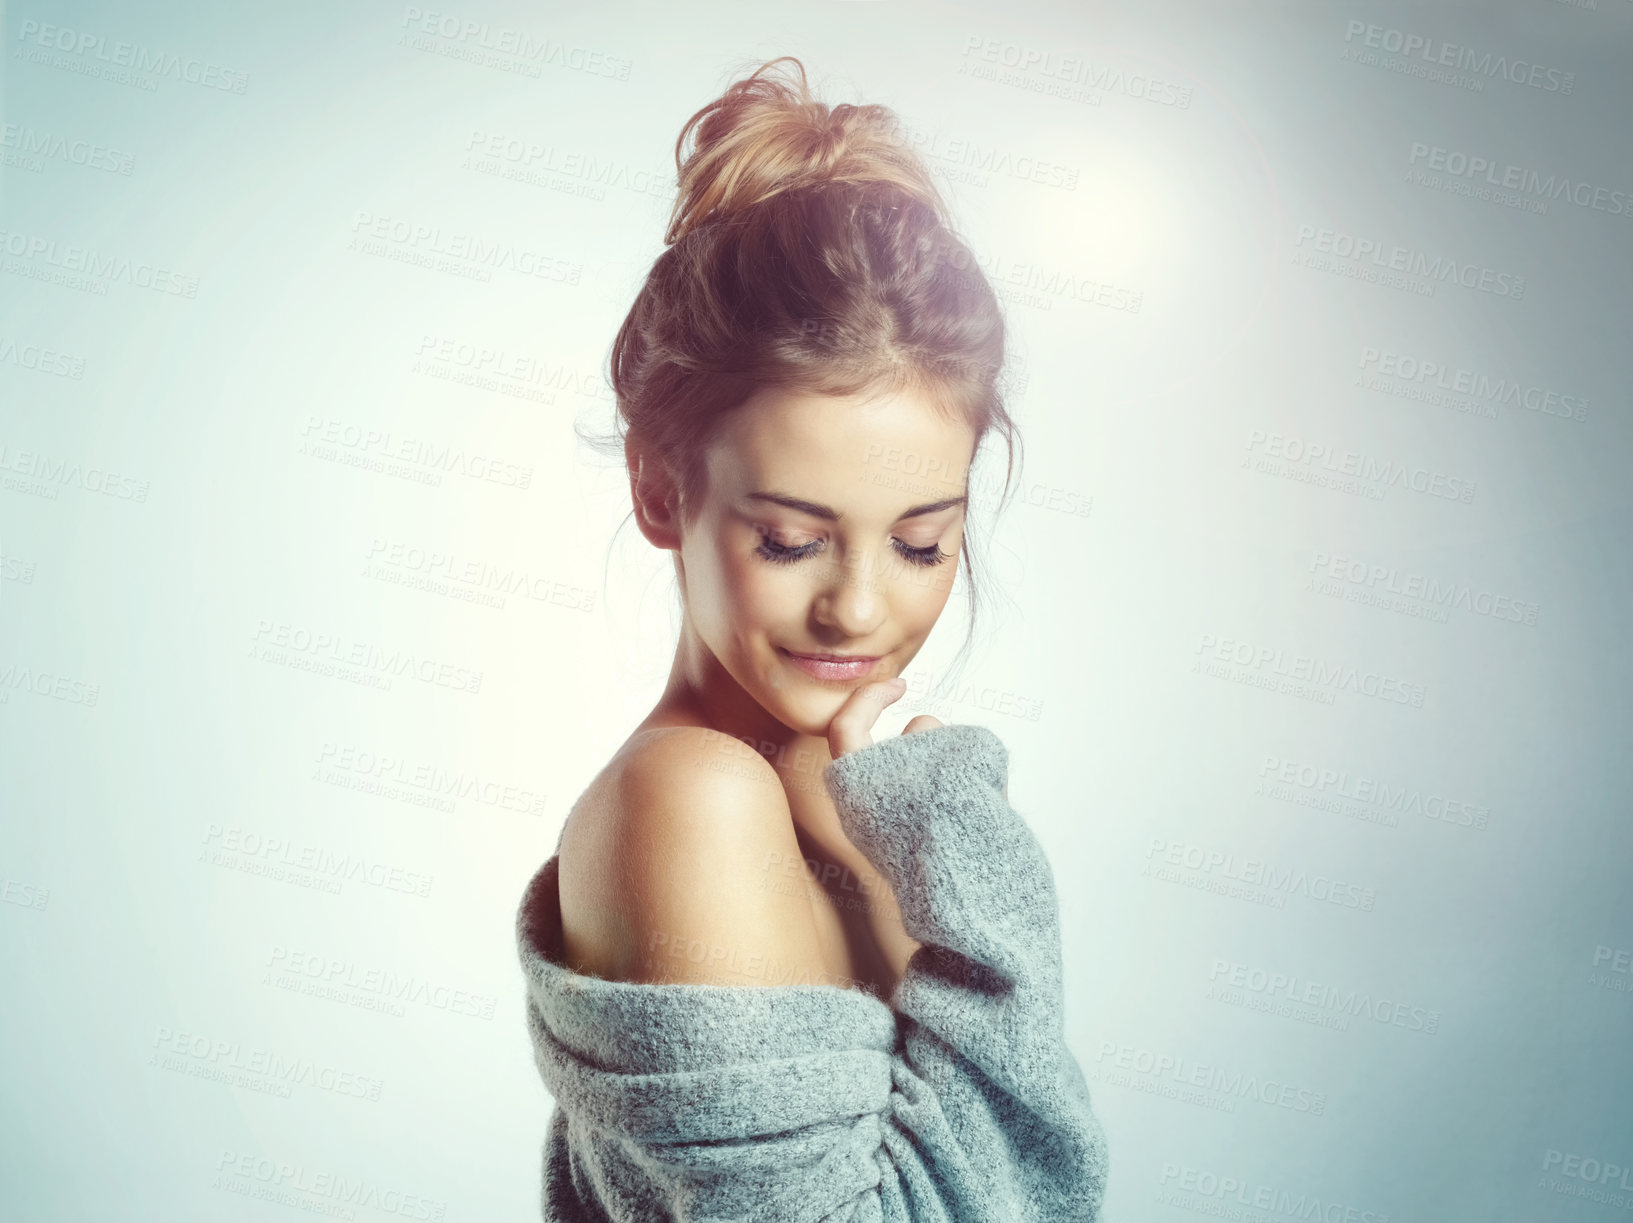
[
  {"x1": 757, "y1": 686, "x2": 832, "y2": 732},
  {"x1": 760, "y1": 676, "x2": 871, "y2": 735}
]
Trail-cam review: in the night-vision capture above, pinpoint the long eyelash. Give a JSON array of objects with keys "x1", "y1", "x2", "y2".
[
  {"x1": 754, "y1": 534, "x2": 952, "y2": 568},
  {"x1": 755, "y1": 535, "x2": 821, "y2": 565},
  {"x1": 895, "y1": 541, "x2": 952, "y2": 568}
]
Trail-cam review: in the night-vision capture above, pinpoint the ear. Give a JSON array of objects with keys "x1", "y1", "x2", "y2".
[{"x1": 627, "y1": 433, "x2": 684, "y2": 551}]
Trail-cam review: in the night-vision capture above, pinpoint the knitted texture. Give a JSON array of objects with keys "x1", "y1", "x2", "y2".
[{"x1": 515, "y1": 721, "x2": 1109, "y2": 1221}]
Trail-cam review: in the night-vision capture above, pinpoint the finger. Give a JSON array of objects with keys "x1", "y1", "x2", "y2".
[
  {"x1": 827, "y1": 677, "x2": 906, "y2": 760},
  {"x1": 901, "y1": 714, "x2": 944, "y2": 735}
]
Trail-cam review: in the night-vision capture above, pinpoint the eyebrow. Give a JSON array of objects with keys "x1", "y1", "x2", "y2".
[{"x1": 745, "y1": 490, "x2": 967, "y2": 522}]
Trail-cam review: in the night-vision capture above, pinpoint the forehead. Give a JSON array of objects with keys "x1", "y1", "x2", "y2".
[{"x1": 710, "y1": 386, "x2": 976, "y2": 503}]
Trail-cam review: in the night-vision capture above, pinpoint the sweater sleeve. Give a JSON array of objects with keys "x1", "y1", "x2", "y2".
[
  {"x1": 819, "y1": 721, "x2": 1109, "y2": 1223},
  {"x1": 526, "y1": 721, "x2": 1109, "y2": 1223}
]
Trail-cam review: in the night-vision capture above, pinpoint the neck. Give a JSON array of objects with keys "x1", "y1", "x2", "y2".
[
  {"x1": 648, "y1": 619, "x2": 834, "y2": 775},
  {"x1": 646, "y1": 620, "x2": 859, "y2": 847}
]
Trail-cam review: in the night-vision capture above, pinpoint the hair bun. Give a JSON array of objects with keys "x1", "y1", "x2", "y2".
[{"x1": 664, "y1": 56, "x2": 945, "y2": 245}]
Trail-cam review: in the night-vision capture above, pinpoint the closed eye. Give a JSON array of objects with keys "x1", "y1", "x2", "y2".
[{"x1": 754, "y1": 534, "x2": 951, "y2": 568}]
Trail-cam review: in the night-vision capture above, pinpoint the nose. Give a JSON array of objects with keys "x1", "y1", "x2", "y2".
[{"x1": 812, "y1": 546, "x2": 888, "y2": 637}]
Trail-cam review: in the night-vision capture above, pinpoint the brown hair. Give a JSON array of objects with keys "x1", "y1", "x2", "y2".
[{"x1": 580, "y1": 56, "x2": 1023, "y2": 682}]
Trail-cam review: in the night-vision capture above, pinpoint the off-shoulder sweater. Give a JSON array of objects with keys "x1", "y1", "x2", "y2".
[{"x1": 514, "y1": 721, "x2": 1109, "y2": 1221}]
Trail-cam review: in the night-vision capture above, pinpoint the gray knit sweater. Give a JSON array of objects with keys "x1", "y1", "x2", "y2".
[{"x1": 515, "y1": 722, "x2": 1109, "y2": 1221}]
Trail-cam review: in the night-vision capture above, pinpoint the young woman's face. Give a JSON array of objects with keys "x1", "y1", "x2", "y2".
[{"x1": 679, "y1": 385, "x2": 977, "y2": 738}]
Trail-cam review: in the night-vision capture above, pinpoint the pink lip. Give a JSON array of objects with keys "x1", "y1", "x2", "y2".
[{"x1": 779, "y1": 648, "x2": 883, "y2": 682}]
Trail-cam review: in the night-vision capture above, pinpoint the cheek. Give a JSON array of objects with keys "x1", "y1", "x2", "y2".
[
  {"x1": 900, "y1": 570, "x2": 955, "y2": 629},
  {"x1": 894, "y1": 539, "x2": 961, "y2": 622},
  {"x1": 702, "y1": 551, "x2": 797, "y2": 642}
]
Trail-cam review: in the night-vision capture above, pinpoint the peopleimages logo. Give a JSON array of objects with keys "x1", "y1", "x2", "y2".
[
  {"x1": 1342, "y1": 20, "x2": 1576, "y2": 93},
  {"x1": 201, "y1": 824, "x2": 434, "y2": 897},
  {"x1": 1195, "y1": 632, "x2": 1428, "y2": 708},
  {"x1": 1144, "y1": 837, "x2": 1375, "y2": 910},
  {"x1": 1589, "y1": 944, "x2": 1632, "y2": 994},
  {"x1": 398, "y1": 7, "x2": 631, "y2": 80},
  {"x1": 1308, "y1": 550, "x2": 1540, "y2": 627},
  {"x1": 0, "y1": 228, "x2": 200, "y2": 297},
  {"x1": 213, "y1": 1149, "x2": 446, "y2": 1220},
  {"x1": 1408, "y1": 143, "x2": 1631, "y2": 216},
  {"x1": 959, "y1": 34, "x2": 1194, "y2": 108},
  {"x1": 1358, "y1": 347, "x2": 1587, "y2": 424},
  {"x1": 250, "y1": 619, "x2": 483, "y2": 694},
  {"x1": 0, "y1": 662, "x2": 99, "y2": 707},
  {"x1": 1094, "y1": 1040, "x2": 1327, "y2": 1115},
  {"x1": 1157, "y1": 1163, "x2": 1390, "y2": 1222},
  {"x1": 1541, "y1": 1148, "x2": 1633, "y2": 1192},
  {"x1": 891, "y1": 123, "x2": 1082, "y2": 190},
  {"x1": 0, "y1": 443, "x2": 150, "y2": 502},
  {"x1": 0, "y1": 337, "x2": 87, "y2": 379},
  {"x1": 152, "y1": 1024, "x2": 383, "y2": 1101},
  {"x1": 1258, "y1": 756, "x2": 1490, "y2": 830},
  {"x1": 462, "y1": 131, "x2": 670, "y2": 198},
  {"x1": 0, "y1": 124, "x2": 135, "y2": 175},
  {"x1": 1294, "y1": 224, "x2": 1524, "y2": 298},
  {"x1": 1244, "y1": 429, "x2": 1477, "y2": 504},
  {"x1": 316, "y1": 741, "x2": 546, "y2": 816},
  {"x1": 14, "y1": 19, "x2": 250, "y2": 92},
  {"x1": 348, "y1": 211, "x2": 581, "y2": 285},
  {"x1": 265, "y1": 946, "x2": 497, "y2": 1020},
  {"x1": 1208, "y1": 958, "x2": 1441, "y2": 1033}
]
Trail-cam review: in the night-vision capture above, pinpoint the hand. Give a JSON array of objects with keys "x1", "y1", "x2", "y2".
[{"x1": 826, "y1": 676, "x2": 945, "y2": 761}]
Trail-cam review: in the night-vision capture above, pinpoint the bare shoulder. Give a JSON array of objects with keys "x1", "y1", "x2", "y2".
[
  {"x1": 616, "y1": 724, "x2": 784, "y2": 810},
  {"x1": 557, "y1": 727, "x2": 825, "y2": 988}
]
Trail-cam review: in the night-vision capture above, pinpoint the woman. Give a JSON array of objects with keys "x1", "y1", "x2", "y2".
[{"x1": 516, "y1": 56, "x2": 1108, "y2": 1221}]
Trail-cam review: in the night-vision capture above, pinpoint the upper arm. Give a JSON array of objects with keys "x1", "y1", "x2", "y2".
[{"x1": 591, "y1": 728, "x2": 828, "y2": 989}]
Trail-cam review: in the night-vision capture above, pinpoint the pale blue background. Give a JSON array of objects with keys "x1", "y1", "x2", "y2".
[{"x1": 3, "y1": 1, "x2": 1631, "y2": 1219}]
